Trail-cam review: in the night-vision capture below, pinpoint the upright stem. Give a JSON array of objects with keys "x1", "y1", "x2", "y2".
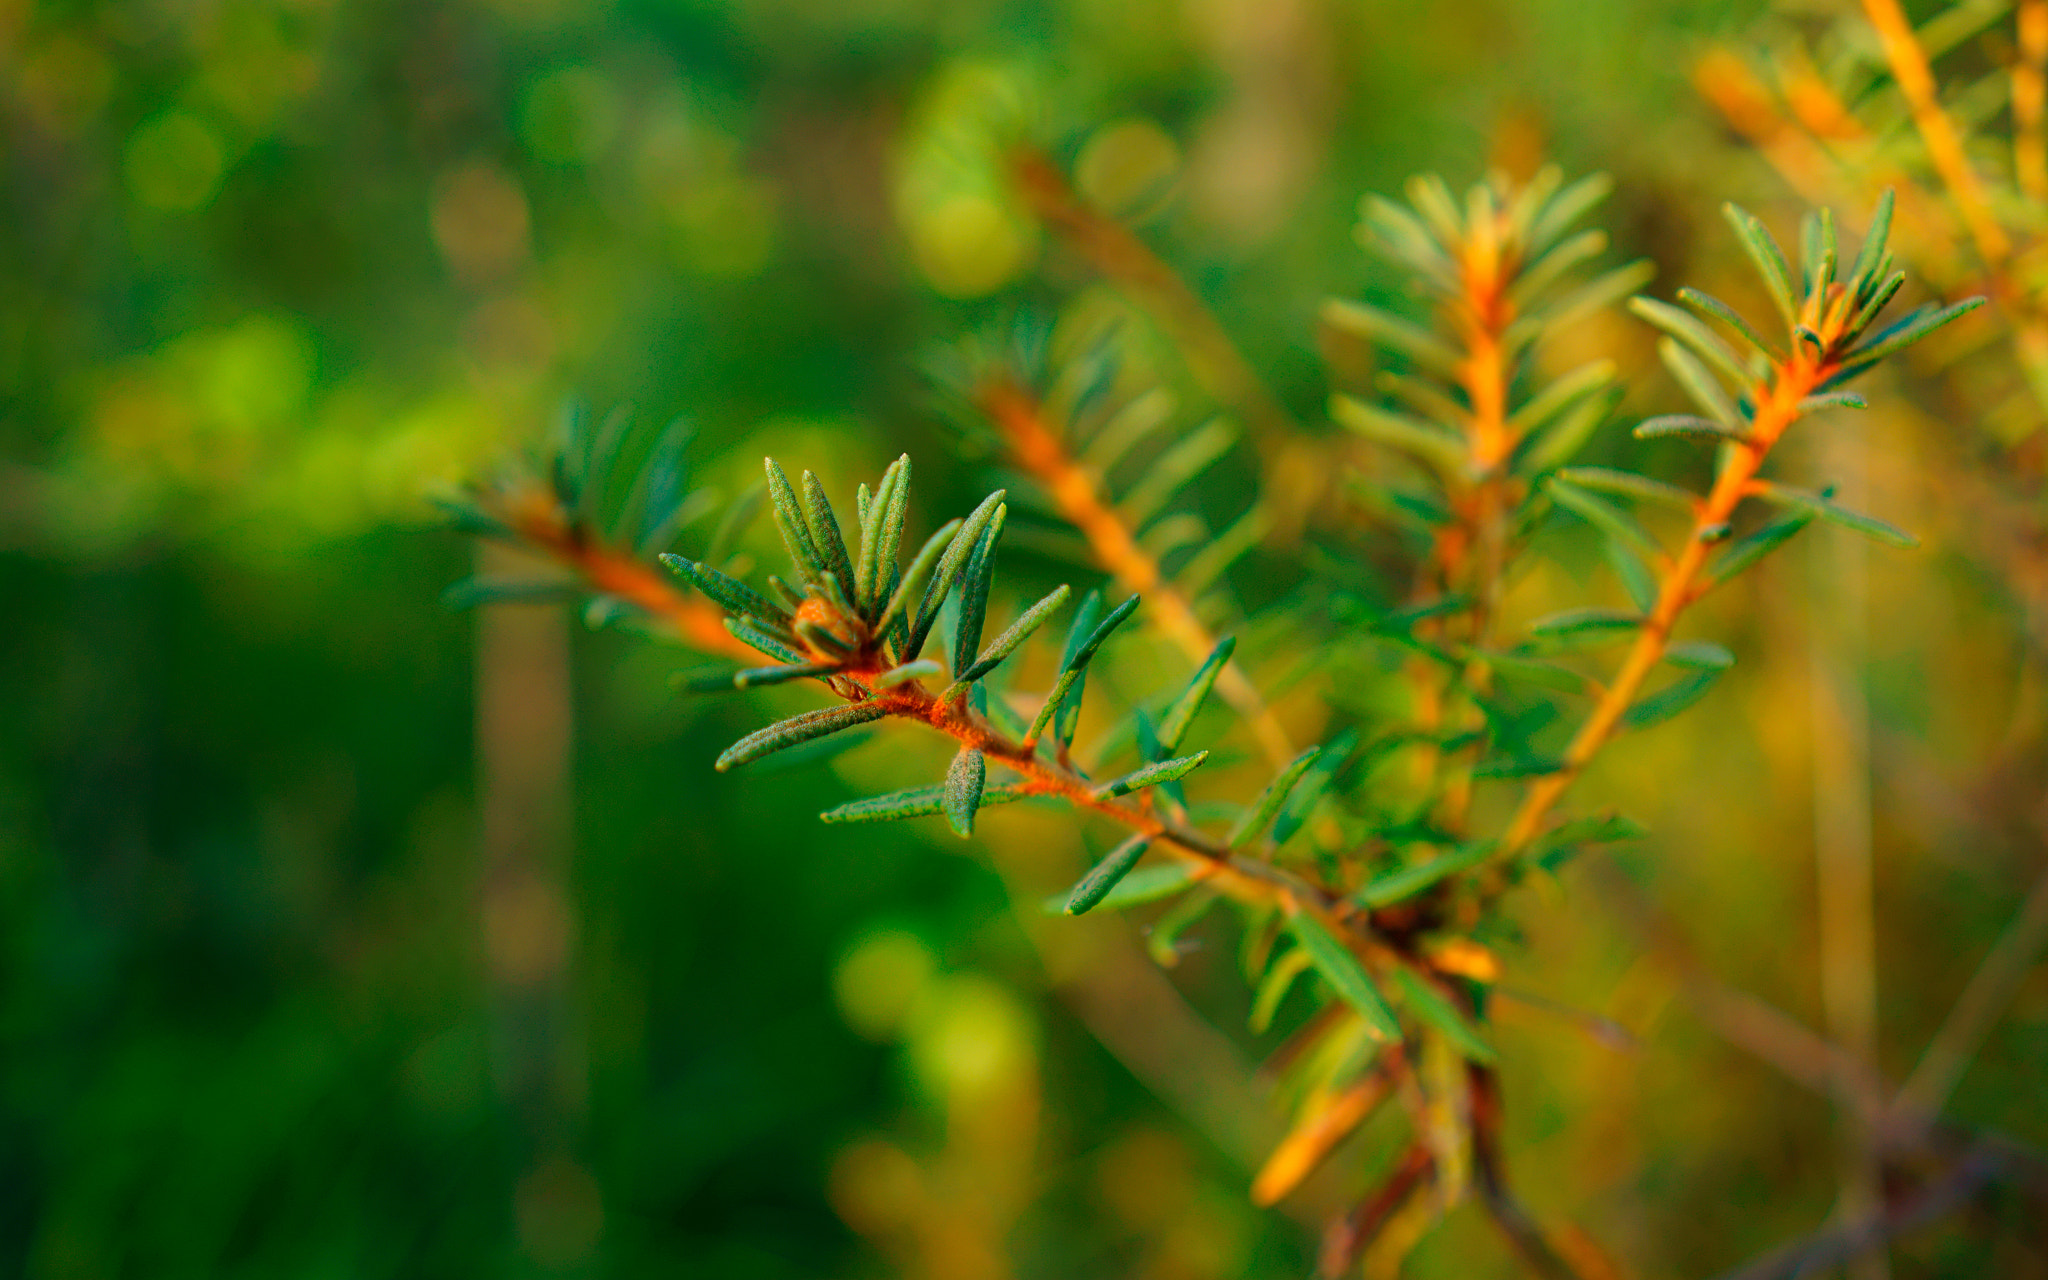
[
  {"x1": 976, "y1": 384, "x2": 1297, "y2": 768},
  {"x1": 1496, "y1": 357, "x2": 1827, "y2": 861}
]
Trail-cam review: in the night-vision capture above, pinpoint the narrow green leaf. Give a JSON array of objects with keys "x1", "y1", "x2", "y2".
[
  {"x1": 1659, "y1": 338, "x2": 1741, "y2": 426},
  {"x1": 1512, "y1": 259, "x2": 1654, "y2": 335},
  {"x1": 1516, "y1": 385, "x2": 1622, "y2": 476},
  {"x1": 1751, "y1": 482, "x2": 1918, "y2": 548},
  {"x1": 874, "y1": 659, "x2": 942, "y2": 688},
  {"x1": 1850, "y1": 297, "x2": 1987, "y2": 363},
  {"x1": 1044, "y1": 862, "x2": 1196, "y2": 914},
  {"x1": 872, "y1": 456, "x2": 912, "y2": 616},
  {"x1": 1845, "y1": 271, "x2": 1908, "y2": 343},
  {"x1": 908, "y1": 490, "x2": 1006, "y2": 660},
  {"x1": 951, "y1": 504, "x2": 1007, "y2": 677},
  {"x1": 716, "y1": 702, "x2": 889, "y2": 771},
  {"x1": 734, "y1": 661, "x2": 843, "y2": 689},
  {"x1": 1037, "y1": 589, "x2": 1103, "y2": 749},
  {"x1": 1848, "y1": 189, "x2": 1894, "y2": 295},
  {"x1": 1391, "y1": 968, "x2": 1497, "y2": 1064},
  {"x1": 1621, "y1": 668, "x2": 1724, "y2": 730},
  {"x1": 1800, "y1": 206, "x2": 1836, "y2": 296},
  {"x1": 1724, "y1": 203, "x2": 1798, "y2": 330},
  {"x1": 854, "y1": 461, "x2": 896, "y2": 615},
  {"x1": 1270, "y1": 729, "x2": 1356, "y2": 846},
  {"x1": 725, "y1": 616, "x2": 808, "y2": 665},
  {"x1": 1605, "y1": 539, "x2": 1657, "y2": 614},
  {"x1": 1405, "y1": 172, "x2": 1464, "y2": 245},
  {"x1": 1706, "y1": 509, "x2": 1813, "y2": 587},
  {"x1": 959, "y1": 583, "x2": 1071, "y2": 685},
  {"x1": 1529, "y1": 606, "x2": 1642, "y2": 641},
  {"x1": 1547, "y1": 476, "x2": 1664, "y2": 563},
  {"x1": 801, "y1": 471, "x2": 857, "y2": 599},
  {"x1": 1506, "y1": 229, "x2": 1608, "y2": 311},
  {"x1": 1632, "y1": 414, "x2": 1751, "y2": 445},
  {"x1": 1064, "y1": 833, "x2": 1155, "y2": 915},
  {"x1": 1229, "y1": 747, "x2": 1323, "y2": 849},
  {"x1": 1554, "y1": 465, "x2": 1699, "y2": 511},
  {"x1": 822, "y1": 781, "x2": 1030, "y2": 823},
  {"x1": 1093, "y1": 750, "x2": 1210, "y2": 799},
  {"x1": 1332, "y1": 395, "x2": 1467, "y2": 477},
  {"x1": 1287, "y1": 911, "x2": 1401, "y2": 1043},
  {"x1": 1355, "y1": 842, "x2": 1494, "y2": 908},
  {"x1": 1664, "y1": 640, "x2": 1734, "y2": 670},
  {"x1": 1798, "y1": 392, "x2": 1868, "y2": 413},
  {"x1": 1154, "y1": 638, "x2": 1235, "y2": 756},
  {"x1": 1320, "y1": 298, "x2": 1463, "y2": 377},
  {"x1": 764, "y1": 458, "x2": 826, "y2": 581},
  {"x1": 1677, "y1": 286, "x2": 1780, "y2": 359},
  {"x1": 1505, "y1": 359, "x2": 1616, "y2": 435},
  {"x1": 1249, "y1": 946, "x2": 1313, "y2": 1033},
  {"x1": 1119, "y1": 417, "x2": 1238, "y2": 530},
  {"x1": 1069, "y1": 594, "x2": 1141, "y2": 672},
  {"x1": 660, "y1": 554, "x2": 792, "y2": 626},
  {"x1": 1631, "y1": 296, "x2": 1753, "y2": 389},
  {"x1": 944, "y1": 746, "x2": 986, "y2": 838},
  {"x1": 1525, "y1": 812, "x2": 1647, "y2": 872},
  {"x1": 876, "y1": 517, "x2": 962, "y2": 636}
]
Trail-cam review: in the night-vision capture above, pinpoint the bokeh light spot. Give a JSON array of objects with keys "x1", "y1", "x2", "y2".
[{"x1": 124, "y1": 111, "x2": 226, "y2": 212}]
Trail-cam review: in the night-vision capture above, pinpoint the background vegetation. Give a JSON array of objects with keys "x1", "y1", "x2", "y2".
[{"x1": 2, "y1": 0, "x2": 2044, "y2": 1276}]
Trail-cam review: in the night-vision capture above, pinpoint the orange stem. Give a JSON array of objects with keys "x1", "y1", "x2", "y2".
[
  {"x1": 1496, "y1": 353, "x2": 1829, "y2": 862},
  {"x1": 977, "y1": 382, "x2": 1297, "y2": 768}
]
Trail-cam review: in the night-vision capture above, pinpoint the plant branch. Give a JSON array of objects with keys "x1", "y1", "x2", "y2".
[
  {"x1": 973, "y1": 380, "x2": 1297, "y2": 767},
  {"x1": 1494, "y1": 354, "x2": 1827, "y2": 865}
]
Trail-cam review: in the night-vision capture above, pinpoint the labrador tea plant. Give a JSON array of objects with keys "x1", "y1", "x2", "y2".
[{"x1": 444, "y1": 170, "x2": 1988, "y2": 1277}]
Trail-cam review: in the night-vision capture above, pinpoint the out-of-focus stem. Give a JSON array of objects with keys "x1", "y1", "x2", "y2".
[
  {"x1": 498, "y1": 489, "x2": 756, "y2": 660},
  {"x1": 974, "y1": 382, "x2": 1296, "y2": 768},
  {"x1": 1859, "y1": 0, "x2": 2013, "y2": 268},
  {"x1": 2017, "y1": 0, "x2": 2048, "y2": 203},
  {"x1": 1807, "y1": 432, "x2": 1887, "y2": 1280}
]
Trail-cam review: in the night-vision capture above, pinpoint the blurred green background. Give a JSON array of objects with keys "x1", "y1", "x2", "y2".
[{"x1": 5, "y1": 0, "x2": 2046, "y2": 1276}]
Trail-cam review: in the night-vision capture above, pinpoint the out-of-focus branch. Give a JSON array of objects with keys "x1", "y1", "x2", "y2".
[
  {"x1": 1009, "y1": 149, "x2": 1300, "y2": 449},
  {"x1": 973, "y1": 380, "x2": 1296, "y2": 768}
]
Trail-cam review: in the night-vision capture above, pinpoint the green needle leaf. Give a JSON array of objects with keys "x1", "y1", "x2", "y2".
[
  {"x1": 877, "y1": 517, "x2": 962, "y2": 636},
  {"x1": 1751, "y1": 482, "x2": 1918, "y2": 548},
  {"x1": 1724, "y1": 202, "x2": 1799, "y2": 331},
  {"x1": 1630, "y1": 296, "x2": 1753, "y2": 389},
  {"x1": 820, "y1": 781, "x2": 1029, "y2": 823},
  {"x1": 660, "y1": 554, "x2": 792, "y2": 626},
  {"x1": 1156, "y1": 636, "x2": 1235, "y2": 755},
  {"x1": 1355, "y1": 842, "x2": 1495, "y2": 908},
  {"x1": 873, "y1": 658, "x2": 942, "y2": 688},
  {"x1": 1287, "y1": 910, "x2": 1401, "y2": 1043},
  {"x1": 1064, "y1": 833, "x2": 1155, "y2": 915},
  {"x1": 1632, "y1": 414, "x2": 1752, "y2": 445},
  {"x1": 716, "y1": 702, "x2": 889, "y2": 771},
  {"x1": 1677, "y1": 286, "x2": 1780, "y2": 359},
  {"x1": 1042, "y1": 862, "x2": 1196, "y2": 914},
  {"x1": 1248, "y1": 946, "x2": 1314, "y2": 1033},
  {"x1": 801, "y1": 470, "x2": 857, "y2": 594},
  {"x1": 1554, "y1": 465, "x2": 1699, "y2": 511},
  {"x1": 908, "y1": 490, "x2": 1006, "y2": 660},
  {"x1": 1706, "y1": 509, "x2": 1813, "y2": 587},
  {"x1": 1621, "y1": 668, "x2": 1725, "y2": 730},
  {"x1": 1092, "y1": 750, "x2": 1210, "y2": 799},
  {"x1": 764, "y1": 458, "x2": 826, "y2": 581},
  {"x1": 951, "y1": 504, "x2": 1007, "y2": 677},
  {"x1": 959, "y1": 583, "x2": 1072, "y2": 685},
  {"x1": 1332, "y1": 394, "x2": 1468, "y2": 477},
  {"x1": 1228, "y1": 746, "x2": 1323, "y2": 849},
  {"x1": 1664, "y1": 640, "x2": 1734, "y2": 670},
  {"x1": 943, "y1": 746, "x2": 986, "y2": 837},
  {"x1": 1850, "y1": 297, "x2": 1987, "y2": 363},
  {"x1": 1848, "y1": 189, "x2": 1894, "y2": 294},
  {"x1": 1658, "y1": 337, "x2": 1741, "y2": 427},
  {"x1": 725, "y1": 616, "x2": 807, "y2": 664},
  {"x1": 1390, "y1": 968, "x2": 1497, "y2": 1064}
]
